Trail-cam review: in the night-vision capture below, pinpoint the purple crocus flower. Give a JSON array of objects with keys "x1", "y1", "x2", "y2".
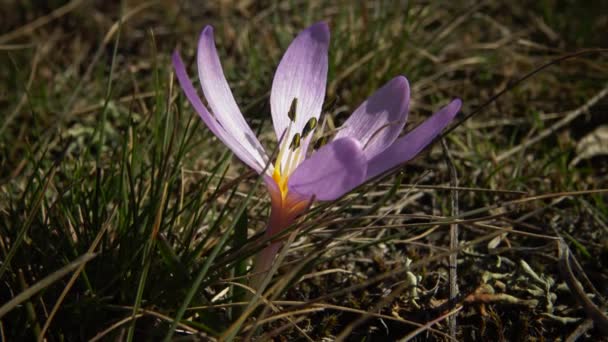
[{"x1": 172, "y1": 22, "x2": 461, "y2": 285}]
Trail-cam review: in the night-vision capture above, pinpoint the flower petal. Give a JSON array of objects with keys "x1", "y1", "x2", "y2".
[
  {"x1": 270, "y1": 22, "x2": 329, "y2": 166},
  {"x1": 366, "y1": 98, "x2": 462, "y2": 180},
  {"x1": 197, "y1": 26, "x2": 268, "y2": 171},
  {"x1": 334, "y1": 76, "x2": 409, "y2": 159},
  {"x1": 172, "y1": 51, "x2": 266, "y2": 173},
  {"x1": 288, "y1": 137, "x2": 367, "y2": 201}
]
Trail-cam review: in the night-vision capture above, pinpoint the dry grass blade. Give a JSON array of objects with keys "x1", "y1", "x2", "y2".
[
  {"x1": 496, "y1": 82, "x2": 608, "y2": 162},
  {"x1": 0, "y1": 0, "x2": 84, "y2": 44},
  {"x1": 57, "y1": 1, "x2": 156, "y2": 125},
  {"x1": 0, "y1": 253, "x2": 96, "y2": 319},
  {"x1": 442, "y1": 48, "x2": 608, "y2": 139},
  {"x1": 2, "y1": 1, "x2": 607, "y2": 339},
  {"x1": 284, "y1": 231, "x2": 507, "y2": 329},
  {"x1": 217, "y1": 281, "x2": 313, "y2": 342},
  {"x1": 566, "y1": 319, "x2": 595, "y2": 342},
  {"x1": 0, "y1": 167, "x2": 57, "y2": 280},
  {"x1": 399, "y1": 307, "x2": 463, "y2": 341},
  {"x1": 1, "y1": 39, "x2": 51, "y2": 137},
  {"x1": 244, "y1": 229, "x2": 315, "y2": 342},
  {"x1": 89, "y1": 314, "x2": 144, "y2": 342},
  {"x1": 557, "y1": 240, "x2": 608, "y2": 335},
  {"x1": 256, "y1": 316, "x2": 309, "y2": 341},
  {"x1": 90, "y1": 307, "x2": 206, "y2": 342},
  {"x1": 38, "y1": 208, "x2": 118, "y2": 341},
  {"x1": 188, "y1": 300, "x2": 455, "y2": 340},
  {"x1": 333, "y1": 278, "x2": 412, "y2": 340},
  {"x1": 442, "y1": 138, "x2": 460, "y2": 339}
]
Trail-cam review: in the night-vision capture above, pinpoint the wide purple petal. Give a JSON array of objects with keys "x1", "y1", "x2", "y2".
[
  {"x1": 270, "y1": 22, "x2": 329, "y2": 168},
  {"x1": 288, "y1": 137, "x2": 367, "y2": 201},
  {"x1": 334, "y1": 76, "x2": 409, "y2": 159},
  {"x1": 366, "y1": 98, "x2": 462, "y2": 180},
  {"x1": 172, "y1": 51, "x2": 266, "y2": 173},
  {"x1": 197, "y1": 26, "x2": 268, "y2": 170}
]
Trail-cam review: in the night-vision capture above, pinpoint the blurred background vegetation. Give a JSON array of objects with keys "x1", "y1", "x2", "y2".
[{"x1": 1, "y1": 1, "x2": 607, "y2": 340}]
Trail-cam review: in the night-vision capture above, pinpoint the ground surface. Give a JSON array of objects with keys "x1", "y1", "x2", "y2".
[{"x1": 1, "y1": 1, "x2": 607, "y2": 341}]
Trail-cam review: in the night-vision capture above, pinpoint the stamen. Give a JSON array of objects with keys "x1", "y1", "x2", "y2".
[
  {"x1": 287, "y1": 98, "x2": 298, "y2": 122},
  {"x1": 301, "y1": 117, "x2": 317, "y2": 138},
  {"x1": 289, "y1": 133, "x2": 301, "y2": 151},
  {"x1": 284, "y1": 148, "x2": 295, "y2": 176},
  {"x1": 272, "y1": 98, "x2": 311, "y2": 197},
  {"x1": 311, "y1": 115, "x2": 328, "y2": 151},
  {"x1": 274, "y1": 124, "x2": 293, "y2": 176},
  {"x1": 313, "y1": 135, "x2": 328, "y2": 150},
  {"x1": 282, "y1": 133, "x2": 304, "y2": 179},
  {"x1": 289, "y1": 118, "x2": 317, "y2": 169},
  {"x1": 286, "y1": 148, "x2": 302, "y2": 176}
]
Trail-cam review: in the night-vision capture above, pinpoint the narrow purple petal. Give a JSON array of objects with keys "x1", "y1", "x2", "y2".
[
  {"x1": 172, "y1": 51, "x2": 266, "y2": 173},
  {"x1": 366, "y1": 98, "x2": 462, "y2": 180},
  {"x1": 270, "y1": 22, "x2": 329, "y2": 167},
  {"x1": 197, "y1": 26, "x2": 268, "y2": 169},
  {"x1": 288, "y1": 137, "x2": 367, "y2": 201},
  {"x1": 334, "y1": 76, "x2": 410, "y2": 159}
]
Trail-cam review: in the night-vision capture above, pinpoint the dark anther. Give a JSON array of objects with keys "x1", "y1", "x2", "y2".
[
  {"x1": 289, "y1": 133, "x2": 301, "y2": 150},
  {"x1": 287, "y1": 98, "x2": 298, "y2": 122},
  {"x1": 302, "y1": 117, "x2": 318, "y2": 138}
]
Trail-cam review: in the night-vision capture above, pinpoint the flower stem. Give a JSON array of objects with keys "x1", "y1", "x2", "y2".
[{"x1": 249, "y1": 240, "x2": 282, "y2": 295}]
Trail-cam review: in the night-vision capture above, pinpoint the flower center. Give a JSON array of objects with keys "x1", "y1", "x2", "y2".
[
  {"x1": 271, "y1": 98, "x2": 318, "y2": 199},
  {"x1": 272, "y1": 131, "x2": 302, "y2": 199}
]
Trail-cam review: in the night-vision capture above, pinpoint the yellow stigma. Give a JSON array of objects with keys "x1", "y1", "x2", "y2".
[
  {"x1": 272, "y1": 167, "x2": 289, "y2": 199},
  {"x1": 272, "y1": 133, "x2": 301, "y2": 199}
]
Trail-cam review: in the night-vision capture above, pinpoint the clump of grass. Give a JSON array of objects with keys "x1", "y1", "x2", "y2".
[{"x1": 1, "y1": 1, "x2": 607, "y2": 340}]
